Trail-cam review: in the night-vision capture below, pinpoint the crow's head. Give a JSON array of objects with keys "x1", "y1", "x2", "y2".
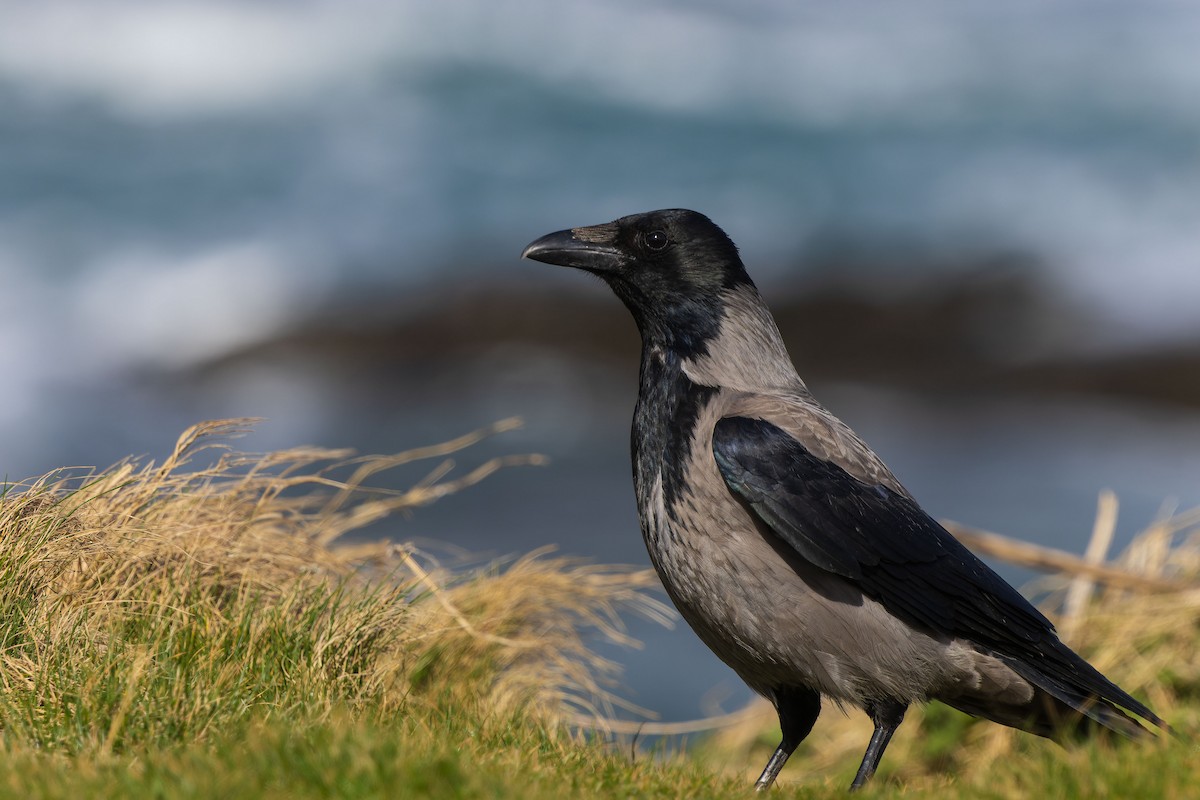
[{"x1": 522, "y1": 209, "x2": 753, "y2": 352}]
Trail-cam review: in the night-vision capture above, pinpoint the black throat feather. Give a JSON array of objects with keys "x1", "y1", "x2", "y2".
[
  {"x1": 631, "y1": 343, "x2": 719, "y2": 524},
  {"x1": 603, "y1": 256, "x2": 734, "y2": 532}
]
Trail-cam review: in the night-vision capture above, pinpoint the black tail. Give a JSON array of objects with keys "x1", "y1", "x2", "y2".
[
  {"x1": 947, "y1": 685, "x2": 1143, "y2": 741},
  {"x1": 998, "y1": 640, "x2": 1171, "y2": 739}
]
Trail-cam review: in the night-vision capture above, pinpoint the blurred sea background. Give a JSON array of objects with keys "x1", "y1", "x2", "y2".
[{"x1": 3, "y1": 0, "x2": 1200, "y2": 722}]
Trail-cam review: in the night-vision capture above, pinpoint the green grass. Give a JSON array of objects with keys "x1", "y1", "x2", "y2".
[
  {"x1": 0, "y1": 711, "x2": 1194, "y2": 799},
  {"x1": 0, "y1": 711, "x2": 729, "y2": 800},
  {"x1": 0, "y1": 420, "x2": 1195, "y2": 799}
]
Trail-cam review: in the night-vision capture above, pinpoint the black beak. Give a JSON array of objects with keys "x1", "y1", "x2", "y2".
[{"x1": 521, "y1": 229, "x2": 624, "y2": 272}]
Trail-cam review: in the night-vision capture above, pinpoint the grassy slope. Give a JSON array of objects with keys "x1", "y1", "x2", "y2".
[{"x1": 0, "y1": 420, "x2": 1195, "y2": 799}]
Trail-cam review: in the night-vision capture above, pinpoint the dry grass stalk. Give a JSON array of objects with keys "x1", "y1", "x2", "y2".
[
  {"x1": 0, "y1": 418, "x2": 671, "y2": 742},
  {"x1": 1061, "y1": 490, "x2": 1118, "y2": 641},
  {"x1": 943, "y1": 521, "x2": 1191, "y2": 593}
]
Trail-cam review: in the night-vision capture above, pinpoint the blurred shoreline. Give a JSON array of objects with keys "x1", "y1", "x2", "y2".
[{"x1": 193, "y1": 263, "x2": 1200, "y2": 414}]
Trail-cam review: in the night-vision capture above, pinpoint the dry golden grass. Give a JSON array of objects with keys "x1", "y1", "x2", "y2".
[{"x1": 0, "y1": 418, "x2": 671, "y2": 754}]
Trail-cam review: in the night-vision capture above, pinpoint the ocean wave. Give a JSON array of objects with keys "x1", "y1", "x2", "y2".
[
  {"x1": 1, "y1": 0, "x2": 1198, "y2": 367},
  {"x1": 2, "y1": 1, "x2": 1199, "y2": 127}
]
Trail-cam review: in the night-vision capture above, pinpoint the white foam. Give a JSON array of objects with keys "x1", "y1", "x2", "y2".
[
  {"x1": 0, "y1": 1, "x2": 407, "y2": 117},
  {"x1": 72, "y1": 239, "x2": 316, "y2": 368},
  {"x1": 3, "y1": 1, "x2": 1199, "y2": 125},
  {"x1": 935, "y1": 152, "x2": 1200, "y2": 344}
]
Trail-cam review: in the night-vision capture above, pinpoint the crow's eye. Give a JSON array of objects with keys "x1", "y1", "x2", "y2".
[{"x1": 644, "y1": 230, "x2": 670, "y2": 252}]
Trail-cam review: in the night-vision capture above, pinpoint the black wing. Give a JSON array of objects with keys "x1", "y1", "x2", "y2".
[{"x1": 712, "y1": 415, "x2": 1163, "y2": 728}]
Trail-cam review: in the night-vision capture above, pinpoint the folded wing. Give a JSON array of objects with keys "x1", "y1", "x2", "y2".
[{"x1": 712, "y1": 415, "x2": 1165, "y2": 735}]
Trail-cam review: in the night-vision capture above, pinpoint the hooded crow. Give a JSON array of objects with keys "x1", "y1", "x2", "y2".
[{"x1": 521, "y1": 209, "x2": 1168, "y2": 790}]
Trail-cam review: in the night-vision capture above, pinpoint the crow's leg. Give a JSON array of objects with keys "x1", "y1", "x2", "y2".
[
  {"x1": 754, "y1": 686, "x2": 821, "y2": 791},
  {"x1": 849, "y1": 699, "x2": 907, "y2": 790}
]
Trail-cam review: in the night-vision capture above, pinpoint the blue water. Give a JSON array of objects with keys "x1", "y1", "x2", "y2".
[{"x1": 3, "y1": 0, "x2": 1200, "y2": 722}]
